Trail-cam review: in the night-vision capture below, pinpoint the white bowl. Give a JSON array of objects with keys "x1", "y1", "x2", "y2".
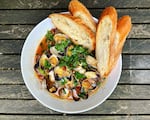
[{"x1": 21, "y1": 17, "x2": 122, "y2": 114}]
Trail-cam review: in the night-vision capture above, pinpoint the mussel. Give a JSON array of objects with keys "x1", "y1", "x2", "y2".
[
  {"x1": 54, "y1": 66, "x2": 71, "y2": 78},
  {"x1": 72, "y1": 88, "x2": 80, "y2": 101},
  {"x1": 58, "y1": 87, "x2": 71, "y2": 99},
  {"x1": 54, "y1": 33, "x2": 68, "y2": 43},
  {"x1": 82, "y1": 79, "x2": 97, "y2": 91},
  {"x1": 46, "y1": 79, "x2": 57, "y2": 93},
  {"x1": 49, "y1": 54, "x2": 59, "y2": 67},
  {"x1": 86, "y1": 55, "x2": 97, "y2": 68}
]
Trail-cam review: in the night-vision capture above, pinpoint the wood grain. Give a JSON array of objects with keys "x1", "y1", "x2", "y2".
[
  {"x1": 0, "y1": 100, "x2": 149, "y2": 114},
  {"x1": 0, "y1": 0, "x2": 149, "y2": 9},
  {"x1": 1, "y1": 39, "x2": 150, "y2": 54},
  {"x1": 1, "y1": 55, "x2": 150, "y2": 69},
  {"x1": 0, "y1": 24, "x2": 149, "y2": 39},
  {"x1": 0, "y1": 70, "x2": 150, "y2": 84},
  {"x1": 0, "y1": 115, "x2": 150, "y2": 120},
  {"x1": 0, "y1": 84, "x2": 149, "y2": 99},
  {"x1": 122, "y1": 55, "x2": 150, "y2": 69},
  {"x1": 0, "y1": 9, "x2": 149, "y2": 24}
]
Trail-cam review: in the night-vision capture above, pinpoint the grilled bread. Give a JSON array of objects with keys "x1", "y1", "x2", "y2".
[
  {"x1": 69, "y1": 0, "x2": 96, "y2": 33},
  {"x1": 110, "y1": 15, "x2": 132, "y2": 71},
  {"x1": 96, "y1": 7, "x2": 117, "y2": 78},
  {"x1": 49, "y1": 13, "x2": 95, "y2": 51}
]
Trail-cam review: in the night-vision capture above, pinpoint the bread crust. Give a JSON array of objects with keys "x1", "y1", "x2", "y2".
[
  {"x1": 49, "y1": 13, "x2": 95, "y2": 51},
  {"x1": 96, "y1": 6, "x2": 117, "y2": 78},
  {"x1": 69, "y1": 0, "x2": 96, "y2": 32},
  {"x1": 110, "y1": 16, "x2": 132, "y2": 72}
]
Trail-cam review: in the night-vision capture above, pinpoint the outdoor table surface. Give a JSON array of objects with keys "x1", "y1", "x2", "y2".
[{"x1": 0, "y1": 0, "x2": 150, "y2": 119}]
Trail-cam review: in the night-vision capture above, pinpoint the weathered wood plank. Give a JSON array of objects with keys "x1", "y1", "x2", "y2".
[
  {"x1": 1, "y1": 39, "x2": 150, "y2": 54},
  {"x1": 0, "y1": 70, "x2": 23, "y2": 84},
  {"x1": 0, "y1": 70, "x2": 150, "y2": 84},
  {"x1": 120, "y1": 70, "x2": 150, "y2": 84},
  {"x1": 1, "y1": 55, "x2": 150, "y2": 69},
  {"x1": 0, "y1": 55, "x2": 20, "y2": 69},
  {"x1": 0, "y1": 24, "x2": 149, "y2": 39},
  {"x1": 0, "y1": 55, "x2": 149, "y2": 69},
  {"x1": 0, "y1": 25, "x2": 33, "y2": 39},
  {"x1": 0, "y1": 9, "x2": 149, "y2": 24},
  {"x1": 0, "y1": 85, "x2": 33, "y2": 99},
  {"x1": 0, "y1": 40, "x2": 24, "y2": 54},
  {"x1": 0, "y1": 0, "x2": 149, "y2": 9},
  {"x1": 122, "y1": 55, "x2": 150, "y2": 69},
  {"x1": 0, "y1": 100, "x2": 149, "y2": 114},
  {"x1": 0, "y1": 85, "x2": 149, "y2": 99},
  {"x1": 0, "y1": 115, "x2": 150, "y2": 120},
  {"x1": 123, "y1": 39, "x2": 150, "y2": 54},
  {"x1": 110, "y1": 85, "x2": 150, "y2": 99}
]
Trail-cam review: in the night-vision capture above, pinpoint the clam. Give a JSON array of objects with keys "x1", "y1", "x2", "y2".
[
  {"x1": 39, "y1": 54, "x2": 48, "y2": 67},
  {"x1": 85, "y1": 71, "x2": 97, "y2": 79},
  {"x1": 86, "y1": 55, "x2": 97, "y2": 68},
  {"x1": 82, "y1": 79, "x2": 97, "y2": 91},
  {"x1": 54, "y1": 66, "x2": 71, "y2": 78},
  {"x1": 48, "y1": 70, "x2": 55, "y2": 82},
  {"x1": 66, "y1": 45, "x2": 74, "y2": 56},
  {"x1": 72, "y1": 88, "x2": 80, "y2": 101},
  {"x1": 49, "y1": 85, "x2": 57, "y2": 93},
  {"x1": 54, "y1": 33, "x2": 67, "y2": 43},
  {"x1": 58, "y1": 87, "x2": 70, "y2": 99},
  {"x1": 46, "y1": 79, "x2": 57, "y2": 93},
  {"x1": 74, "y1": 65, "x2": 86, "y2": 74},
  {"x1": 49, "y1": 54, "x2": 59, "y2": 67},
  {"x1": 50, "y1": 46, "x2": 62, "y2": 58}
]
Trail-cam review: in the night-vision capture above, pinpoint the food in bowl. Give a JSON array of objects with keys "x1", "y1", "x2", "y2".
[
  {"x1": 33, "y1": 0, "x2": 132, "y2": 102},
  {"x1": 34, "y1": 28, "x2": 102, "y2": 101}
]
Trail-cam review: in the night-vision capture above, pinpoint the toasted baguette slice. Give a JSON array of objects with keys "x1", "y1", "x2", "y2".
[
  {"x1": 96, "y1": 7, "x2": 117, "y2": 78},
  {"x1": 69, "y1": 0, "x2": 96, "y2": 33},
  {"x1": 49, "y1": 13, "x2": 95, "y2": 51},
  {"x1": 110, "y1": 16, "x2": 132, "y2": 71}
]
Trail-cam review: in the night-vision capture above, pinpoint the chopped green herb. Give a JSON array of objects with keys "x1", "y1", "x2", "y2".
[
  {"x1": 78, "y1": 88, "x2": 87, "y2": 99},
  {"x1": 75, "y1": 72, "x2": 86, "y2": 80},
  {"x1": 55, "y1": 39, "x2": 70, "y2": 52},
  {"x1": 73, "y1": 79, "x2": 78, "y2": 87},
  {"x1": 63, "y1": 88, "x2": 66, "y2": 94},
  {"x1": 46, "y1": 31, "x2": 54, "y2": 41},
  {"x1": 48, "y1": 44, "x2": 51, "y2": 49},
  {"x1": 38, "y1": 68, "x2": 45, "y2": 75},
  {"x1": 60, "y1": 77, "x2": 68, "y2": 85},
  {"x1": 71, "y1": 45, "x2": 89, "y2": 56},
  {"x1": 44, "y1": 59, "x2": 51, "y2": 69}
]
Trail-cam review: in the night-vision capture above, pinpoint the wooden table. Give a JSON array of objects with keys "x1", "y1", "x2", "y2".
[{"x1": 0, "y1": 0, "x2": 150, "y2": 119}]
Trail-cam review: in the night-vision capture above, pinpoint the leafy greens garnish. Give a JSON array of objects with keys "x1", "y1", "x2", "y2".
[{"x1": 46, "y1": 30, "x2": 54, "y2": 41}]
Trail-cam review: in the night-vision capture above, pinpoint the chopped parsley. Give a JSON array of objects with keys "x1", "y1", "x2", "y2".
[
  {"x1": 73, "y1": 79, "x2": 78, "y2": 87},
  {"x1": 75, "y1": 71, "x2": 86, "y2": 80},
  {"x1": 60, "y1": 77, "x2": 68, "y2": 85},
  {"x1": 44, "y1": 59, "x2": 51, "y2": 69},
  {"x1": 55, "y1": 39, "x2": 70, "y2": 52},
  {"x1": 46, "y1": 30, "x2": 54, "y2": 41}
]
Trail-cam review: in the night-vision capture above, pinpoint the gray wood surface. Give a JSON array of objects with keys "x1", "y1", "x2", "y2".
[
  {"x1": 0, "y1": 9, "x2": 150, "y2": 24},
  {"x1": 0, "y1": 100, "x2": 149, "y2": 114},
  {"x1": 0, "y1": 115, "x2": 150, "y2": 120},
  {"x1": 1, "y1": 55, "x2": 150, "y2": 69},
  {"x1": 0, "y1": 0, "x2": 150, "y2": 119},
  {"x1": 0, "y1": 24, "x2": 149, "y2": 39},
  {"x1": 0, "y1": 84, "x2": 149, "y2": 99},
  {"x1": 1, "y1": 70, "x2": 150, "y2": 84},
  {"x1": 1, "y1": 39, "x2": 150, "y2": 54},
  {"x1": 0, "y1": 0, "x2": 149, "y2": 9}
]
